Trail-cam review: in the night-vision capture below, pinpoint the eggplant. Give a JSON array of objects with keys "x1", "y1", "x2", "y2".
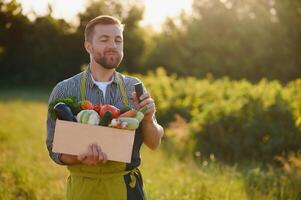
[{"x1": 54, "y1": 102, "x2": 76, "y2": 122}]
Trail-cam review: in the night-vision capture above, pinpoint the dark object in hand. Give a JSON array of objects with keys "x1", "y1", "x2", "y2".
[{"x1": 134, "y1": 82, "x2": 144, "y2": 102}]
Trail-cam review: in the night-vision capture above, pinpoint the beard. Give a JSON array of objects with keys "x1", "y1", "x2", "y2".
[{"x1": 93, "y1": 49, "x2": 123, "y2": 69}]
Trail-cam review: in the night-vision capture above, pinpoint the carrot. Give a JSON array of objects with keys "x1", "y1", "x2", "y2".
[
  {"x1": 80, "y1": 100, "x2": 94, "y2": 110},
  {"x1": 118, "y1": 110, "x2": 137, "y2": 118}
]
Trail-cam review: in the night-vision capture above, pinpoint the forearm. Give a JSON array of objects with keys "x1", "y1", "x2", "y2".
[
  {"x1": 142, "y1": 119, "x2": 164, "y2": 150},
  {"x1": 60, "y1": 154, "x2": 81, "y2": 165}
]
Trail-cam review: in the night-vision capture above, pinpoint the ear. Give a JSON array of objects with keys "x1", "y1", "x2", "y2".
[{"x1": 84, "y1": 41, "x2": 92, "y2": 54}]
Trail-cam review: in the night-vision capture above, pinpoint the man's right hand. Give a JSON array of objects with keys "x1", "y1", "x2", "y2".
[{"x1": 77, "y1": 143, "x2": 108, "y2": 165}]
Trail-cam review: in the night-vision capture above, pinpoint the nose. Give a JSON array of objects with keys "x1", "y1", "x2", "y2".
[{"x1": 108, "y1": 40, "x2": 117, "y2": 49}]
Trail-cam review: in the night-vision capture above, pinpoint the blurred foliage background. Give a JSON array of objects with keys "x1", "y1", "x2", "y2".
[{"x1": 1, "y1": 0, "x2": 301, "y2": 85}]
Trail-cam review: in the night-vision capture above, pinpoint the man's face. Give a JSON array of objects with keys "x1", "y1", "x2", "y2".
[{"x1": 87, "y1": 24, "x2": 123, "y2": 69}]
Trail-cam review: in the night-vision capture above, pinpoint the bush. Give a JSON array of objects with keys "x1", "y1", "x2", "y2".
[
  {"x1": 193, "y1": 95, "x2": 301, "y2": 163},
  {"x1": 244, "y1": 166, "x2": 301, "y2": 200},
  {"x1": 138, "y1": 68, "x2": 301, "y2": 164}
]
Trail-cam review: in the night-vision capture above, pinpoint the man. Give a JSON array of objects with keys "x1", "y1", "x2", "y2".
[{"x1": 46, "y1": 15, "x2": 164, "y2": 200}]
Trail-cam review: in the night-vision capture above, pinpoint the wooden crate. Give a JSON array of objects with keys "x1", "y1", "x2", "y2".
[{"x1": 52, "y1": 120, "x2": 135, "y2": 163}]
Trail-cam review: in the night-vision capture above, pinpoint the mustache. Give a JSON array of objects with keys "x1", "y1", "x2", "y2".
[{"x1": 104, "y1": 50, "x2": 119, "y2": 54}]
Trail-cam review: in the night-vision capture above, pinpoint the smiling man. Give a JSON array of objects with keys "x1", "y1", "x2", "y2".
[{"x1": 46, "y1": 15, "x2": 164, "y2": 200}]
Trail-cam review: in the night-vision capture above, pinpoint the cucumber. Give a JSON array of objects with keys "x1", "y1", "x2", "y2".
[
  {"x1": 139, "y1": 106, "x2": 148, "y2": 114},
  {"x1": 135, "y1": 106, "x2": 148, "y2": 122},
  {"x1": 135, "y1": 111, "x2": 144, "y2": 122},
  {"x1": 117, "y1": 117, "x2": 139, "y2": 130}
]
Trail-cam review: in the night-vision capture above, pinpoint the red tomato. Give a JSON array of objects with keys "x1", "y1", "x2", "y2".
[
  {"x1": 99, "y1": 105, "x2": 120, "y2": 118},
  {"x1": 93, "y1": 103, "x2": 102, "y2": 113}
]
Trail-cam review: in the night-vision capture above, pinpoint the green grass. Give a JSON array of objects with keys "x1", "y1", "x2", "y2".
[
  {"x1": 0, "y1": 90, "x2": 300, "y2": 200},
  {"x1": 0, "y1": 100, "x2": 66, "y2": 200}
]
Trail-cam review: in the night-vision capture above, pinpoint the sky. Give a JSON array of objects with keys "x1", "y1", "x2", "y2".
[{"x1": 16, "y1": 0, "x2": 193, "y2": 31}]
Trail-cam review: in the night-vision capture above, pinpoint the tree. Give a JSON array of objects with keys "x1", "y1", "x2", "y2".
[
  {"x1": 145, "y1": 0, "x2": 301, "y2": 82},
  {"x1": 0, "y1": 0, "x2": 32, "y2": 83}
]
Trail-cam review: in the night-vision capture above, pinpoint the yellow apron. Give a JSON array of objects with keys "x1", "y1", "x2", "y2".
[
  {"x1": 67, "y1": 162, "x2": 140, "y2": 200},
  {"x1": 66, "y1": 70, "x2": 143, "y2": 200}
]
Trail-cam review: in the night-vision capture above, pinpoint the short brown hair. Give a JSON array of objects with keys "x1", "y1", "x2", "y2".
[{"x1": 84, "y1": 15, "x2": 124, "y2": 41}]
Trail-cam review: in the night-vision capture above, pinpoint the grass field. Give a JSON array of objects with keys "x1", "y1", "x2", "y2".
[{"x1": 0, "y1": 90, "x2": 300, "y2": 200}]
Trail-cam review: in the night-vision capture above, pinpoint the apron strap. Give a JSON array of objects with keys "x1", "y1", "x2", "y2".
[
  {"x1": 116, "y1": 72, "x2": 129, "y2": 107},
  {"x1": 80, "y1": 70, "x2": 129, "y2": 107},
  {"x1": 80, "y1": 70, "x2": 87, "y2": 101}
]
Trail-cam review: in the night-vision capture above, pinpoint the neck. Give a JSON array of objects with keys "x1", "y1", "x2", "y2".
[{"x1": 90, "y1": 60, "x2": 115, "y2": 82}]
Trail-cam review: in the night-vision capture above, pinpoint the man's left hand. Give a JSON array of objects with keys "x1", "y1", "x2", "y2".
[{"x1": 132, "y1": 91, "x2": 156, "y2": 122}]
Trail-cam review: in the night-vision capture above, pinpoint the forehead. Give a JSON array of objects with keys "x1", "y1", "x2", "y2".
[{"x1": 93, "y1": 24, "x2": 123, "y2": 38}]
